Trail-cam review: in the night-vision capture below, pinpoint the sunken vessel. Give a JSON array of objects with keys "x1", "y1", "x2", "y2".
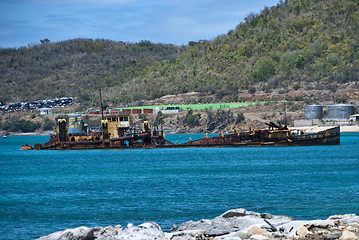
[{"x1": 21, "y1": 111, "x2": 340, "y2": 150}]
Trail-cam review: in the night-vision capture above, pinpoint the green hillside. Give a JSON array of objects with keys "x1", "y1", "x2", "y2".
[
  {"x1": 1, "y1": 0, "x2": 358, "y2": 106},
  {"x1": 118, "y1": 0, "x2": 359, "y2": 103},
  {"x1": 0, "y1": 39, "x2": 182, "y2": 104}
]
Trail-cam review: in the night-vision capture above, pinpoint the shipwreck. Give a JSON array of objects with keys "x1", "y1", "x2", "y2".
[{"x1": 21, "y1": 111, "x2": 340, "y2": 150}]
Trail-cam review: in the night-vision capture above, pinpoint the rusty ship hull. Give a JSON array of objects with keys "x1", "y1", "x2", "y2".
[
  {"x1": 21, "y1": 124, "x2": 340, "y2": 150},
  {"x1": 173, "y1": 126, "x2": 340, "y2": 148}
]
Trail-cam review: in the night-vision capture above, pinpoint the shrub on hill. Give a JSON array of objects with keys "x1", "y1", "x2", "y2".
[{"x1": 1, "y1": 119, "x2": 41, "y2": 133}]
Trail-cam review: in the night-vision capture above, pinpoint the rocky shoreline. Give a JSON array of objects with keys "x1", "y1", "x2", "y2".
[{"x1": 38, "y1": 209, "x2": 359, "y2": 240}]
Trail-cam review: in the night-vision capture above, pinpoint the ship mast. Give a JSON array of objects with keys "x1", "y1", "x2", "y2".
[
  {"x1": 99, "y1": 89, "x2": 105, "y2": 139},
  {"x1": 284, "y1": 101, "x2": 287, "y2": 127},
  {"x1": 99, "y1": 89, "x2": 104, "y2": 120}
]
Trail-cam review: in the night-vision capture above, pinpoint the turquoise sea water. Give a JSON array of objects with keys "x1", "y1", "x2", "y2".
[{"x1": 1, "y1": 133, "x2": 359, "y2": 240}]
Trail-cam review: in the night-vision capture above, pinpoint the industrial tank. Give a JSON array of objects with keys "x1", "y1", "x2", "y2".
[
  {"x1": 327, "y1": 104, "x2": 355, "y2": 119},
  {"x1": 304, "y1": 104, "x2": 324, "y2": 119}
]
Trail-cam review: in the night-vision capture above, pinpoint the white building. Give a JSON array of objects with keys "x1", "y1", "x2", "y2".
[
  {"x1": 38, "y1": 108, "x2": 52, "y2": 115},
  {"x1": 349, "y1": 114, "x2": 359, "y2": 123}
]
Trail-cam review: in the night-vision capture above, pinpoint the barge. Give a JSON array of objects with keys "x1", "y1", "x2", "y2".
[{"x1": 20, "y1": 112, "x2": 340, "y2": 150}]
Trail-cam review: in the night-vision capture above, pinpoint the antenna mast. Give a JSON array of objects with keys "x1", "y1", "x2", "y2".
[
  {"x1": 284, "y1": 101, "x2": 287, "y2": 127},
  {"x1": 99, "y1": 89, "x2": 104, "y2": 120}
]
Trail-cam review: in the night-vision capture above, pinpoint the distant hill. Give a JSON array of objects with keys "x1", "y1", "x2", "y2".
[
  {"x1": 118, "y1": 0, "x2": 359, "y2": 103},
  {"x1": 0, "y1": 39, "x2": 182, "y2": 105},
  {"x1": 1, "y1": 0, "x2": 358, "y2": 106}
]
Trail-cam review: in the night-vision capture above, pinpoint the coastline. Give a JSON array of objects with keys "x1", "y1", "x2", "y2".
[
  {"x1": 340, "y1": 125, "x2": 359, "y2": 133},
  {"x1": 38, "y1": 208, "x2": 359, "y2": 240},
  {"x1": 1, "y1": 130, "x2": 55, "y2": 136}
]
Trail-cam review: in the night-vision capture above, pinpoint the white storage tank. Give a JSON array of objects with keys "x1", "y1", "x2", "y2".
[
  {"x1": 304, "y1": 104, "x2": 324, "y2": 119},
  {"x1": 327, "y1": 104, "x2": 355, "y2": 119}
]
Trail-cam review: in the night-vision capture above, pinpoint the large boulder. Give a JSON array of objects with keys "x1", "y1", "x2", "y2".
[
  {"x1": 37, "y1": 226, "x2": 98, "y2": 240},
  {"x1": 165, "y1": 229, "x2": 206, "y2": 240},
  {"x1": 174, "y1": 218, "x2": 234, "y2": 236},
  {"x1": 339, "y1": 230, "x2": 358, "y2": 240},
  {"x1": 173, "y1": 208, "x2": 293, "y2": 237},
  {"x1": 220, "y1": 209, "x2": 248, "y2": 218},
  {"x1": 115, "y1": 222, "x2": 166, "y2": 240},
  {"x1": 93, "y1": 225, "x2": 123, "y2": 240},
  {"x1": 329, "y1": 214, "x2": 359, "y2": 225}
]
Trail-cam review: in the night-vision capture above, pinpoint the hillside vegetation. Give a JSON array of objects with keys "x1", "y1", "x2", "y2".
[
  {"x1": 1, "y1": 0, "x2": 359, "y2": 106},
  {"x1": 119, "y1": 0, "x2": 359, "y2": 103},
  {"x1": 0, "y1": 39, "x2": 182, "y2": 105}
]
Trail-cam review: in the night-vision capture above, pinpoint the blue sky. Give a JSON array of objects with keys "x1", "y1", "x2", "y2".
[{"x1": 0, "y1": 0, "x2": 280, "y2": 48}]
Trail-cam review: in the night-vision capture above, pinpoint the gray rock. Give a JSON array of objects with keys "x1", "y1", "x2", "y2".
[
  {"x1": 339, "y1": 230, "x2": 358, "y2": 240},
  {"x1": 324, "y1": 233, "x2": 342, "y2": 240},
  {"x1": 165, "y1": 229, "x2": 206, "y2": 240},
  {"x1": 338, "y1": 215, "x2": 359, "y2": 225},
  {"x1": 221, "y1": 209, "x2": 247, "y2": 218},
  {"x1": 260, "y1": 213, "x2": 273, "y2": 219},
  {"x1": 37, "y1": 226, "x2": 96, "y2": 240},
  {"x1": 278, "y1": 219, "x2": 335, "y2": 237},
  {"x1": 228, "y1": 214, "x2": 293, "y2": 233},
  {"x1": 94, "y1": 225, "x2": 123, "y2": 240},
  {"x1": 247, "y1": 226, "x2": 269, "y2": 236},
  {"x1": 214, "y1": 231, "x2": 245, "y2": 240},
  {"x1": 176, "y1": 218, "x2": 233, "y2": 236},
  {"x1": 116, "y1": 222, "x2": 166, "y2": 240},
  {"x1": 174, "y1": 208, "x2": 294, "y2": 238}
]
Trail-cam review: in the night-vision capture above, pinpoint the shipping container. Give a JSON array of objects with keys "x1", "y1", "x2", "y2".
[
  {"x1": 132, "y1": 109, "x2": 141, "y2": 114},
  {"x1": 89, "y1": 111, "x2": 100, "y2": 115},
  {"x1": 143, "y1": 109, "x2": 153, "y2": 114}
]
